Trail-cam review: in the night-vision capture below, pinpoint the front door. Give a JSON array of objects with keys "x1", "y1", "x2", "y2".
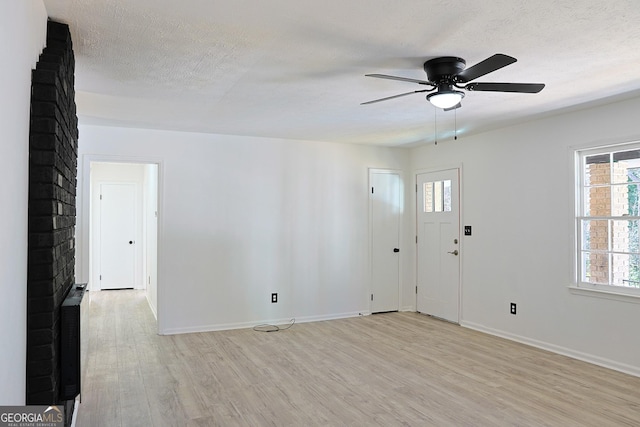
[
  {"x1": 99, "y1": 183, "x2": 137, "y2": 290},
  {"x1": 370, "y1": 170, "x2": 401, "y2": 313},
  {"x1": 416, "y1": 169, "x2": 460, "y2": 323}
]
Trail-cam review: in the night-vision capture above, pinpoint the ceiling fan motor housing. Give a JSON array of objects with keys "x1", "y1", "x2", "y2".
[{"x1": 423, "y1": 57, "x2": 466, "y2": 83}]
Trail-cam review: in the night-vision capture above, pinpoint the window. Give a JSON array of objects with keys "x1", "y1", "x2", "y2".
[
  {"x1": 423, "y1": 180, "x2": 452, "y2": 213},
  {"x1": 576, "y1": 143, "x2": 640, "y2": 296}
]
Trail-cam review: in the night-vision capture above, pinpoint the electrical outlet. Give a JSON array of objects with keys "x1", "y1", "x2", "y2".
[
  {"x1": 271, "y1": 293, "x2": 278, "y2": 303},
  {"x1": 510, "y1": 302, "x2": 517, "y2": 315}
]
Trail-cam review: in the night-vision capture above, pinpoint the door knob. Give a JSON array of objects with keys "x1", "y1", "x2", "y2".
[
  {"x1": 447, "y1": 250, "x2": 459, "y2": 255},
  {"x1": 393, "y1": 248, "x2": 400, "y2": 253},
  {"x1": 129, "y1": 241, "x2": 134, "y2": 245}
]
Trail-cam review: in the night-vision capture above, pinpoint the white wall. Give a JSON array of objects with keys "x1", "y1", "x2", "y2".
[
  {"x1": 77, "y1": 125, "x2": 411, "y2": 334},
  {"x1": 144, "y1": 164, "x2": 159, "y2": 316},
  {"x1": 410, "y1": 96, "x2": 640, "y2": 375},
  {"x1": 0, "y1": 0, "x2": 47, "y2": 405}
]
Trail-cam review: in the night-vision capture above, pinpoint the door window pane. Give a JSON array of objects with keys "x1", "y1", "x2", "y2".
[
  {"x1": 443, "y1": 180, "x2": 452, "y2": 212},
  {"x1": 423, "y1": 182, "x2": 433, "y2": 213},
  {"x1": 434, "y1": 181, "x2": 443, "y2": 212}
]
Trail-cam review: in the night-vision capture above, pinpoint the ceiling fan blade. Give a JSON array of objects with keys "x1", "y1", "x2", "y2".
[
  {"x1": 361, "y1": 89, "x2": 431, "y2": 105},
  {"x1": 365, "y1": 74, "x2": 434, "y2": 86},
  {"x1": 444, "y1": 102, "x2": 462, "y2": 111},
  {"x1": 455, "y1": 54, "x2": 517, "y2": 83},
  {"x1": 465, "y1": 82, "x2": 545, "y2": 93}
]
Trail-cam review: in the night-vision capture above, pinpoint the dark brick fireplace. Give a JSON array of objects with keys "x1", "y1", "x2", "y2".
[{"x1": 26, "y1": 19, "x2": 78, "y2": 422}]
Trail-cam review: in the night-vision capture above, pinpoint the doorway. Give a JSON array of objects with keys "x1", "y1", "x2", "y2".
[
  {"x1": 88, "y1": 161, "x2": 159, "y2": 315},
  {"x1": 370, "y1": 169, "x2": 402, "y2": 313},
  {"x1": 416, "y1": 168, "x2": 461, "y2": 323}
]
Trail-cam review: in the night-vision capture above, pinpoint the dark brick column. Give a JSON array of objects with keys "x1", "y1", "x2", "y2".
[{"x1": 27, "y1": 20, "x2": 78, "y2": 409}]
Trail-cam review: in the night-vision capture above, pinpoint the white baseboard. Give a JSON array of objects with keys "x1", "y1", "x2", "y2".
[
  {"x1": 296, "y1": 311, "x2": 369, "y2": 323},
  {"x1": 145, "y1": 293, "x2": 157, "y2": 320},
  {"x1": 70, "y1": 395, "x2": 80, "y2": 427},
  {"x1": 160, "y1": 311, "x2": 366, "y2": 335},
  {"x1": 461, "y1": 320, "x2": 640, "y2": 378}
]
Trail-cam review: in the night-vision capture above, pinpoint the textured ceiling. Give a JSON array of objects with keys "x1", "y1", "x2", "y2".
[{"x1": 43, "y1": 0, "x2": 640, "y2": 146}]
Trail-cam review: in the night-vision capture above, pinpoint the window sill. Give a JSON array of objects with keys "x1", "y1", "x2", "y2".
[{"x1": 568, "y1": 285, "x2": 640, "y2": 304}]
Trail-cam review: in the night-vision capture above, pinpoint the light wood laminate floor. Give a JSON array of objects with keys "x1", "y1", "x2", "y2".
[{"x1": 77, "y1": 290, "x2": 640, "y2": 426}]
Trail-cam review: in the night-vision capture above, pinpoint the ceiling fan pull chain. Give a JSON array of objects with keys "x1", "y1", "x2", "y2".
[
  {"x1": 434, "y1": 107, "x2": 438, "y2": 145},
  {"x1": 454, "y1": 108, "x2": 458, "y2": 141}
]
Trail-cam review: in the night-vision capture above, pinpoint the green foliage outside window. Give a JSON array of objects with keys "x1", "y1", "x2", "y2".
[{"x1": 628, "y1": 168, "x2": 640, "y2": 287}]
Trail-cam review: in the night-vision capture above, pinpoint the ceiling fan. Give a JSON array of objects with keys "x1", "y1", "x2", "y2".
[{"x1": 362, "y1": 54, "x2": 544, "y2": 110}]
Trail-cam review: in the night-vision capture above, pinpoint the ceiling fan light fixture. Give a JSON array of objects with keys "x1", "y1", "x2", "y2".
[{"x1": 427, "y1": 90, "x2": 465, "y2": 109}]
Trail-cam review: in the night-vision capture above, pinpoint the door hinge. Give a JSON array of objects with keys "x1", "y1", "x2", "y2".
[
  {"x1": 100, "y1": 194, "x2": 102, "y2": 200},
  {"x1": 371, "y1": 293, "x2": 374, "y2": 301},
  {"x1": 416, "y1": 236, "x2": 418, "y2": 244},
  {"x1": 416, "y1": 184, "x2": 418, "y2": 192},
  {"x1": 371, "y1": 187, "x2": 374, "y2": 194},
  {"x1": 416, "y1": 286, "x2": 418, "y2": 294},
  {"x1": 99, "y1": 274, "x2": 102, "y2": 280}
]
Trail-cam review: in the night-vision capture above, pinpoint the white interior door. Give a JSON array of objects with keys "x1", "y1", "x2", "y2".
[
  {"x1": 416, "y1": 169, "x2": 460, "y2": 323},
  {"x1": 99, "y1": 183, "x2": 137, "y2": 290},
  {"x1": 370, "y1": 170, "x2": 401, "y2": 313}
]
